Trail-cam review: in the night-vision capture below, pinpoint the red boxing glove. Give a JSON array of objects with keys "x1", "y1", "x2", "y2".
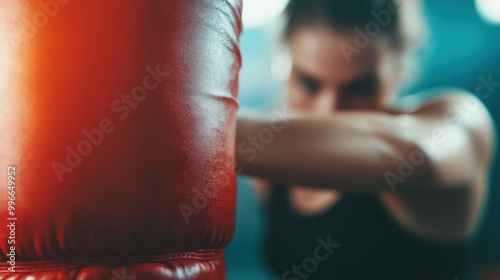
[{"x1": 0, "y1": 0, "x2": 242, "y2": 279}]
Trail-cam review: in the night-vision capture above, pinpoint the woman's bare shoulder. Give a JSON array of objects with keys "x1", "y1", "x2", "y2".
[
  {"x1": 400, "y1": 86, "x2": 496, "y2": 168},
  {"x1": 394, "y1": 86, "x2": 478, "y2": 113}
]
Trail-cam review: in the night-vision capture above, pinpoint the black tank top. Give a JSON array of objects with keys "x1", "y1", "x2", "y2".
[{"x1": 264, "y1": 184, "x2": 473, "y2": 280}]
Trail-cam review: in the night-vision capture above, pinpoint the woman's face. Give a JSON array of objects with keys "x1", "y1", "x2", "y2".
[{"x1": 287, "y1": 24, "x2": 402, "y2": 115}]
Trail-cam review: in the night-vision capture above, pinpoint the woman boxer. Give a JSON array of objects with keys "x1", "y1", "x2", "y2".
[{"x1": 236, "y1": 0, "x2": 496, "y2": 279}]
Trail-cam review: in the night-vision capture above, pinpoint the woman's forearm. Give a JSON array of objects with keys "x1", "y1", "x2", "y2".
[{"x1": 236, "y1": 111, "x2": 434, "y2": 192}]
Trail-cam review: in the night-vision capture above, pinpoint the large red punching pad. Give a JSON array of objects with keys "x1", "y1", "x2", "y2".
[{"x1": 0, "y1": 0, "x2": 242, "y2": 279}]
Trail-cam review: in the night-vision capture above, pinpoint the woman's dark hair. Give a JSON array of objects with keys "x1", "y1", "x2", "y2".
[{"x1": 283, "y1": 0, "x2": 426, "y2": 55}]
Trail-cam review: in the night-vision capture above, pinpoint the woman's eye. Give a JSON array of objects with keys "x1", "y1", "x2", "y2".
[
  {"x1": 341, "y1": 75, "x2": 377, "y2": 97},
  {"x1": 345, "y1": 88, "x2": 374, "y2": 97},
  {"x1": 299, "y1": 77, "x2": 319, "y2": 94}
]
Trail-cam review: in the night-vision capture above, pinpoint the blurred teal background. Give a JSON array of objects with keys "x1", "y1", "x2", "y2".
[{"x1": 226, "y1": 0, "x2": 500, "y2": 279}]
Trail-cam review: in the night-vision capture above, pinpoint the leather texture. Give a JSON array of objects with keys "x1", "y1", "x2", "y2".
[{"x1": 0, "y1": 0, "x2": 242, "y2": 279}]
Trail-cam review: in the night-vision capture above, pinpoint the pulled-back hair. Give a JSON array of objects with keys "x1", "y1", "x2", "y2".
[{"x1": 283, "y1": 0, "x2": 427, "y2": 56}]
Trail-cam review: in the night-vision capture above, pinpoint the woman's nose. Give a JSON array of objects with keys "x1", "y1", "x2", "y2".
[{"x1": 314, "y1": 90, "x2": 338, "y2": 115}]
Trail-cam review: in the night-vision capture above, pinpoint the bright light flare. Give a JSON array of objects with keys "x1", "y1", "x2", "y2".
[
  {"x1": 243, "y1": 0, "x2": 289, "y2": 28},
  {"x1": 476, "y1": 0, "x2": 500, "y2": 24}
]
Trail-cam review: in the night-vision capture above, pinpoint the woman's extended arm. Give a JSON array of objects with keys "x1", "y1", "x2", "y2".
[{"x1": 236, "y1": 92, "x2": 495, "y2": 192}]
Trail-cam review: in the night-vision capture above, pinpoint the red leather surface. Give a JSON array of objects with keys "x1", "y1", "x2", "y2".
[{"x1": 0, "y1": 0, "x2": 242, "y2": 279}]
